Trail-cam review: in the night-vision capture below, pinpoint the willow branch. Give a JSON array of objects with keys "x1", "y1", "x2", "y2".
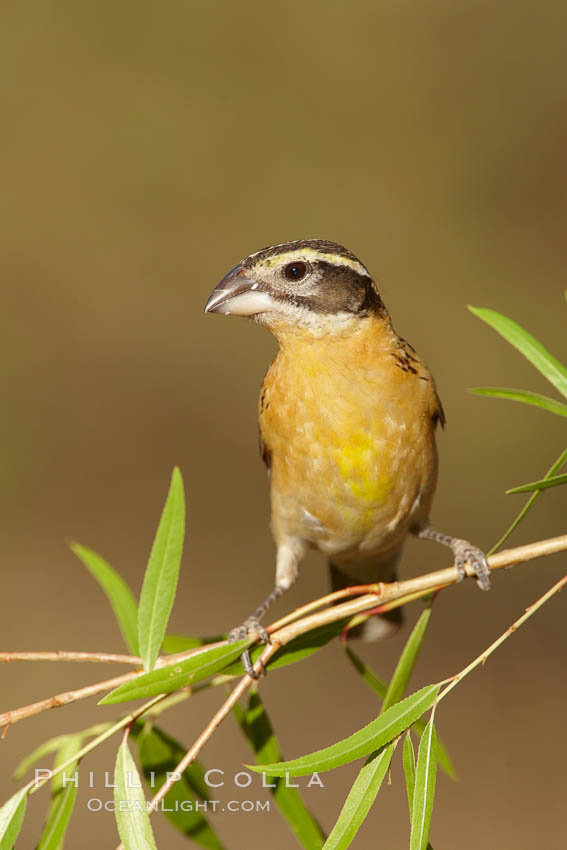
[
  {"x1": 2, "y1": 534, "x2": 566, "y2": 734},
  {"x1": 0, "y1": 643, "x2": 224, "y2": 731},
  {"x1": 113, "y1": 533, "x2": 567, "y2": 844},
  {"x1": 268, "y1": 532, "x2": 567, "y2": 634},
  {"x1": 0, "y1": 651, "x2": 142, "y2": 665}
]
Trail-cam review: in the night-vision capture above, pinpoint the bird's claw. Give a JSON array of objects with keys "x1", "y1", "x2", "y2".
[
  {"x1": 228, "y1": 616, "x2": 270, "y2": 645},
  {"x1": 452, "y1": 540, "x2": 491, "y2": 591},
  {"x1": 228, "y1": 617, "x2": 271, "y2": 679}
]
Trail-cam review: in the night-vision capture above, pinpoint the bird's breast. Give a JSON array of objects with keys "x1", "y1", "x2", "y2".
[{"x1": 259, "y1": 321, "x2": 439, "y2": 555}]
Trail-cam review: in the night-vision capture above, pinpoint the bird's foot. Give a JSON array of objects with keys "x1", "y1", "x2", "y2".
[
  {"x1": 417, "y1": 526, "x2": 491, "y2": 591},
  {"x1": 228, "y1": 616, "x2": 271, "y2": 679},
  {"x1": 450, "y1": 539, "x2": 491, "y2": 591}
]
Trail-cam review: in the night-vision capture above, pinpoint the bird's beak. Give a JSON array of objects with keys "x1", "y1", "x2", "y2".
[{"x1": 204, "y1": 264, "x2": 276, "y2": 317}]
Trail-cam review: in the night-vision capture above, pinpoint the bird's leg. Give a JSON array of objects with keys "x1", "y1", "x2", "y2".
[
  {"x1": 228, "y1": 585, "x2": 285, "y2": 646},
  {"x1": 416, "y1": 525, "x2": 491, "y2": 590},
  {"x1": 228, "y1": 541, "x2": 303, "y2": 678}
]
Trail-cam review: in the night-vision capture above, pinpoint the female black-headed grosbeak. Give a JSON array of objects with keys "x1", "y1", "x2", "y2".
[{"x1": 205, "y1": 240, "x2": 490, "y2": 650}]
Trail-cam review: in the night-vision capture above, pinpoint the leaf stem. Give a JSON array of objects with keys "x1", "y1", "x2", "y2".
[{"x1": 437, "y1": 573, "x2": 567, "y2": 704}]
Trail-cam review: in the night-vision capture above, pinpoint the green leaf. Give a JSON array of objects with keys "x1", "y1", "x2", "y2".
[
  {"x1": 161, "y1": 634, "x2": 225, "y2": 654},
  {"x1": 223, "y1": 620, "x2": 349, "y2": 678},
  {"x1": 138, "y1": 467, "x2": 186, "y2": 672},
  {"x1": 410, "y1": 719, "x2": 438, "y2": 850},
  {"x1": 0, "y1": 788, "x2": 27, "y2": 850},
  {"x1": 343, "y1": 647, "x2": 388, "y2": 699},
  {"x1": 100, "y1": 640, "x2": 251, "y2": 704},
  {"x1": 134, "y1": 724, "x2": 211, "y2": 801},
  {"x1": 468, "y1": 307, "x2": 567, "y2": 400},
  {"x1": 323, "y1": 743, "x2": 394, "y2": 850},
  {"x1": 468, "y1": 387, "x2": 567, "y2": 418},
  {"x1": 234, "y1": 692, "x2": 325, "y2": 849},
  {"x1": 13, "y1": 735, "x2": 71, "y2": 781},
  {"x1": 429, "y1": 729, "x2": 455, "y2": 781},
  {"x1": 248, "y1": 684, "x2": 440, "y2": 777},
  {"x1": 136, "y1": 725, "x2": 225, "y2": 850},
  {"x1": 489, "y1": 447, "x2": 567, "y2": 554},
  {"x1": 71, "y1": 543, "x2": 139, "y2": 655},
  {"x1": 36, "y1": 734, "x2": 82, "y2": 850},
  {"x1": 50, "y1": 734, "x2": 82, "y2": 793},
  {"x1": 381, "y1": 608, "x2": 432, "y2": 714},
  {"x1": 114, "y1": 738, "x2": 157, "y2": 850},
  {"x1": 344, "y1": 648, "x2": 456, "y2": 780},
  {"x1": 403, "y1": 733, "x2": 416, "y2": 816},
  {"x1": 506, "y1": 473, "x2": 567, "y2": 494},
  {"x1": 37, "y1": 784, "x2": 77, "y2": 850},
  {"x1": 14, "y1": 724, "x2": 113, "y2": 782}
]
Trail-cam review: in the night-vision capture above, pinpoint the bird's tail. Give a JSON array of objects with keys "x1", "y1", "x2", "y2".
[{"x1": 329, "y1": 549, "x2": 403, "y2": 641}]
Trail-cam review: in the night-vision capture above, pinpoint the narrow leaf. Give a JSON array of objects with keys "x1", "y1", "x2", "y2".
[
  {"x1": 489, "y1": 447, "x2": 567, "y2": 553},
  {"x1": 161, "y1": 634, "x2": 225, "y2": 654},
  {"x1": 403, "y1": 733, "x2": 416, "y2": 816},
  {"x1": 344, "y1": 647, "x2": 456, "y2": 780},
  {"x1": 429, "y1": 730, "x2": 455, "y2": 781},
  {"x1": 13, "y1": 735, "x2": 70, "y2": 780},
  {"x1": 50, "y1": 733, "x2": 82, "y2": 793},
  {"x1": 136, "y1": 725, "x2": 225, "y2": 850},
  {"x1": 410, "y1": 719, "x2": 438, "y2": 850},
  {"x1": 469, "y1": 387, "x2": 567, "y2": 418},
  {"x1": 37, "y1": 784, "x2": 77, "y2": 850},
  {"x1": 404, "y1": 735, "x2": 435, "y2": 850},
  {"x1": 0, "y1": 788, "x2": 27, "y2": 850},
  {"x1": 138, "y1": 467, "x2": 186, "y2": 671},
  {"x1": 71, "y1": 543, "x2": 139, "y2": 655},
  {"x1": 468, "y1": 307, "x2": 567, "y2": 400},
  {"x1": 343, "y1": 647, "x2": 388, "y2": 699},
  {"x1": 381, "y1": 608, "x2": 432, "y2": 713},
  {"x1": 323, "y1": 743, "x2": 394, "y2": 850},
  {"x1": 100, "y1": 640, "x2": 251, "y2": 704},
  {"x1": 506, "y1": 473, "x2": 567, "y2": 494},
  {"x1": 247, "y1": 684, "x2": 440, "y2": 777},
  {"x1": 37, "y1": 733, "x2": 83, "y2": 850},
  {"x1": 234, "y1": 692, "x2": 325, "y2": 849},
  {"x1": 114, "y1": 738, "x2": 157, "y2": 850}
]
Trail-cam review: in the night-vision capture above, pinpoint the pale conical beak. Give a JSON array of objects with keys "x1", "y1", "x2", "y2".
[{"x1": 204, "y1": 264, "x2": 276, "y2": 316}]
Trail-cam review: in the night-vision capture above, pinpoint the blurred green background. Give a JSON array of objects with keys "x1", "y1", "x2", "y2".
[{"x1": 1, "y1": 1, "x2": 566, "y2": 847}]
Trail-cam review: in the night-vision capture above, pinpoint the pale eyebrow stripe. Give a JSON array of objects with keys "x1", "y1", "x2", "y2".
[{"x1": 259, "y1": 248, "x2": 370, "y2": 278}]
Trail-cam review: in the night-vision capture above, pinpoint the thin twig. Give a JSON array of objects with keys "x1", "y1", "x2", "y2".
[
  {"x1": 268, "y1": 532, "x2": 567, "y2": 633},
  {"x1": 25, "y1": 694, "x2": 168, "y2": 796},
  {"x1": 437, "y1": 573, "x2": 567, "y2": 703},
  {"x1": 0, "y1": 643, "x2": 224, "y2": 730},
  {"x1": 0, "y1": 672, "x2": 141, "y2": 731},
  {"x1": 0, "y1": 651, "x2": 142, "y2": 665}
]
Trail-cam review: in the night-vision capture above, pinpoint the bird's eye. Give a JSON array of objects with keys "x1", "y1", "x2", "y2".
[{"x1": 284, "y1": 261, "x2": 308, "y2": 281}]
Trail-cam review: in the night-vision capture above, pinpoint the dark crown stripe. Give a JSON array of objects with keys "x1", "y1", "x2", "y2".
[{"x1": 244, "y1": 239, "x2": 364, "y2": 268}]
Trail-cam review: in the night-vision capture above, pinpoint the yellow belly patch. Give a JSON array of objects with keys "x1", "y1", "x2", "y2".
[{"x1": 334, "y1": 430, "x2": 391, "y2": 505}]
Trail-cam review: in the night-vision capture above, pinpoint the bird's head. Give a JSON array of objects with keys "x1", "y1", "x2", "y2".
[{"x1": 205, "y1": 239, "x2": 386, "y2": 335}]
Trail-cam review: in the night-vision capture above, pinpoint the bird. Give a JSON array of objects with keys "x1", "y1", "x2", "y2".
[{"x1": 205, "y1": 239, "x2": 490, "y2": 668}]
